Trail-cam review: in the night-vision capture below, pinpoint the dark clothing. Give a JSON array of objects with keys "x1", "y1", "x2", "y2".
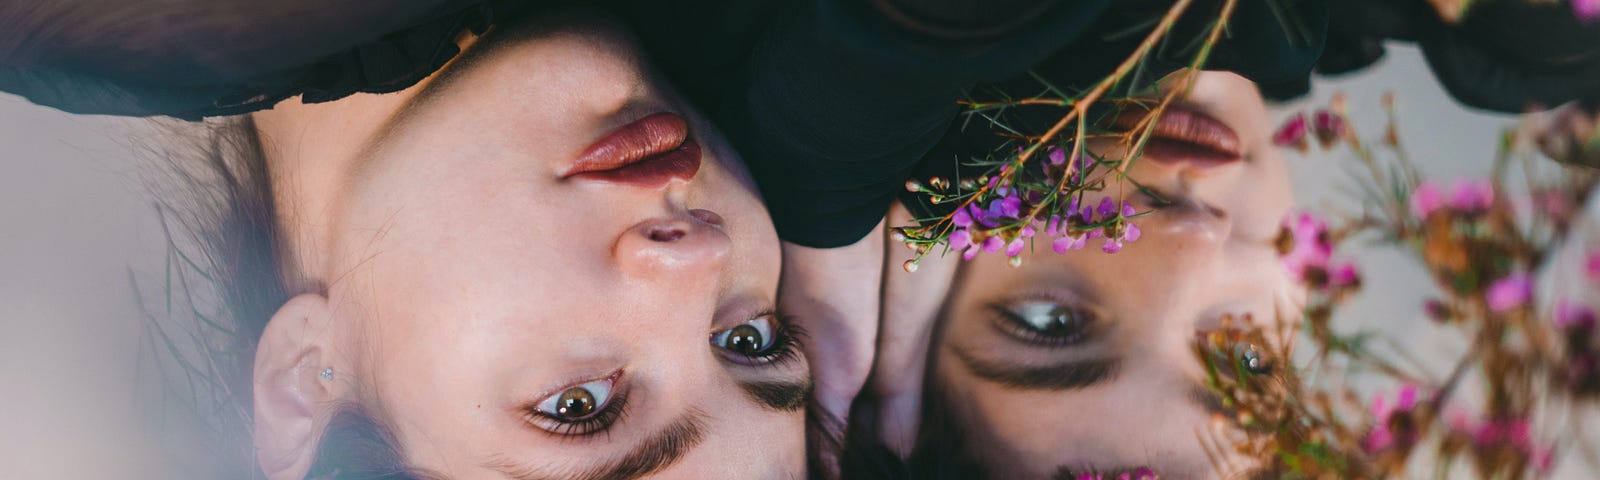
[{"x1": 7, "y1": 1, "x2": 1581, "y2": 247}]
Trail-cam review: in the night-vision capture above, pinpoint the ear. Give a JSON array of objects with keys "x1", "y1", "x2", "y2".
[{"x1": 253, "y1": 293, "x2": 343, "y2": 480}]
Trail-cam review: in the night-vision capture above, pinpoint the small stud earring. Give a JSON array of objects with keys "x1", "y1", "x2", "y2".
[{"x1": 320, "y1": 368, "x2": 334, "y2": 381}]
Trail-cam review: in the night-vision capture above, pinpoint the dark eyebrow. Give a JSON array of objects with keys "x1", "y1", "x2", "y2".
[
  {"x1": 488, "y1": 408, "x2": 709, "y2": 480},
  {"x1": 952, "y1": 345, "x2": 1120, "y2": 391},
  {"x1": 737, "y1": 379, "x2": 813, "y2": 412}
]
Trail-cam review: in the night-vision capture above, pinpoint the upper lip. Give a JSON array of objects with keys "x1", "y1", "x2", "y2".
[
  {"x1": 1110, "y1": 103, "x2": 1244, "y2": 166},
  {"x1": 562, "y1": 112, "x2": 702, "y2": 187}
]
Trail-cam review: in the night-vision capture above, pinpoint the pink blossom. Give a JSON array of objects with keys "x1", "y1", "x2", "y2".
[
  {"x1": 1578, "y1": 0, "x2": 1600, "y2": 23},
  {"x1": 1587, "y1": 250, "x2": 1600, "y2": 283},
  {"x1": 1273, "y1": 114, "x2": 1309, "y2": 150},
  {"x1": 1329, "y1": 261, "x2": 1361, "y2": 287},
  {"x1": 1410, "y1": 181, "x2": 1445, "y2": 219},
  {"x1": 1555, "y1": 301, "x2": 1597, "y2": 330},
  {"x1": 952, "y1": 207, "x2": 973, "y2": 227},
  {"x1": 1447, "y1": 179, "x2": 1494, "y2": 214},
  {"x1": 1365, "y1": 384, "x2": 1421, "y2": 453},
  {"x1": 1281, "y1": 212, "x2": 1334, "y2": 281},
  {"x1": 1486, "y1": 273, "x2": 1533, "y2": 314}
]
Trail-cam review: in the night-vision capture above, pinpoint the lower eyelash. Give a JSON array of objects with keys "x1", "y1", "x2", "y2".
[{"x1": 523, "y1": 391, "x2": 630, "y2": 438}]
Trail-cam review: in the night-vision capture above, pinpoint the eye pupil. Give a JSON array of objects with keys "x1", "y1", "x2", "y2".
[
  {"x1": 727, "y1": 324, "x2": 765, "y2": 354},
  {"x1": 1042, "y1": 307, "x2": 1079, "y2": 334},
  {"x1": 555, "y1": 387, "x2": 596, "y2": 418}
]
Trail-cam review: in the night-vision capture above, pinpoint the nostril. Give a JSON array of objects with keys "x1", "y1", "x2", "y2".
[{"x1": 647, "y1": 226, "x2": 686, "y2": 242}]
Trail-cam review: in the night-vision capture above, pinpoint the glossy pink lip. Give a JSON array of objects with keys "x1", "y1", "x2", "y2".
[
  {"x1": 1112, "y1": 104, "x2": 1244, "y2": 168},
  {"x1": 564, "y1": 112, "x2": 702, "y2": 187}
]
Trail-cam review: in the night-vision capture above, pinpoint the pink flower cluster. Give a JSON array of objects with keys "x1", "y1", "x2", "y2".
[
  {"x1": 1365, "y1": 384, "x2": 1421, "y2": 453},
  {"x1": 1280, "y1": 212, "x2": 1360, "y2": 287},
  {"x1": 1272, "y1": 109, "x2": 1348, "y2": 152},
  {"x1": 1409, "y1": 179, "x2": 1494, "y2": 219},
  {"x1": 1579, "y1": 0, "x2": 1599, "y2": 23},
  {"x1": 1446, "y1": 412, "x2": 1557, "y2": 473}
]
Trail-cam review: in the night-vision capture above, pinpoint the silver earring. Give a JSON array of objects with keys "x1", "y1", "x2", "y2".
[{"x1": 320, "y1": 368, "x2": 334, "y2": 381}]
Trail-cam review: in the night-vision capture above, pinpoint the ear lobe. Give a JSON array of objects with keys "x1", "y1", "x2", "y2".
[{"x1": 252, "y1": 293, "x2": 340, "y2": 480}]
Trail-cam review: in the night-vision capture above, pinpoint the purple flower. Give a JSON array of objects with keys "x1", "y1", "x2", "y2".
[
  {"x1": 1047, "y1": 145, "x2": 1066, "y2": 166},
  {"x1": 981, "y1": 235, "x2": 1004, "y2": 254},
  {"x1": 1273, "y1": 113, "x2": 1309, "y2": 151},
  {"x1": 949, "y1": 228, "x2": 972, "y2": 251},
  {"x1": 1053, "y1": 233, "x2": 1087, "y2": 253},
  {"x1": 1046, "y1": 215, "x2": 1062, "y2": 236},
  {"x1": 1004, "y1": 238, "x2": 1026, "y2": 257},
  {"x1": 1447, "y1": 179, "x2": 1494, "y2": 214},
  {"x1": 952, "y1": 207, "x2": 973, "y2": 227},
  {"x1": 1096, "y1": 197, "x2": 1116, "y2": 219},
  {"x1": 1486, "y1": 273, "x2": 1533, "y2": 314},
  {"x1": 1410, "y1": 181, "x2": 1444, "y2": 220},
  {"x1": 1578, "y1": 0, "x2": 1599, "y2": 23}
]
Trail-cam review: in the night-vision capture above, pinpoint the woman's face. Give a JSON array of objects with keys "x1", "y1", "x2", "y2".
[
  {"x1": 931, "y1": 71, "x2": 1297, "y2": 479},
  {"x1": 254, "y1": 13, "x2": 805, "y2": 479}
]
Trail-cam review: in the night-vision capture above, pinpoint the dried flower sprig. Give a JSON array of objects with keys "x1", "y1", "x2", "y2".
[
  {"x1": 892, "y1": 0, "x2": 1239, "y2": 272},
  {"x1": 1199, "y1": 94, "x2": 1600, "y2": 479}
]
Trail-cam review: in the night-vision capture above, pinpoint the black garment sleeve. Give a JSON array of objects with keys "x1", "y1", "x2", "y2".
[
  {"x1": 717, "y1": 0, "x2": 1116, "y2": 248},
  {"x1": 0, "y1": 0, "x2": 524, "y2": 119},
  {"x1": 1318, "y1": 0, "x2": 1600, "y2": 112}
]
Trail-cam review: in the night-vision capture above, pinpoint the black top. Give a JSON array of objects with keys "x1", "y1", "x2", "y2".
[{"x1": 2, "y1": 0, "x2": 1592, "y2": 247}]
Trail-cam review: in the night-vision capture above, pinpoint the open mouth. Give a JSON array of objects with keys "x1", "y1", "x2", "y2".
[{"x1": 563, "y1": 112, "x2": 702, "y2": 188}]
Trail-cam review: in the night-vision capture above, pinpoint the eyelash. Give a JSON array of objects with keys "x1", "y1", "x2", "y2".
[
  {"x1": 718, "y1": 312, "x2": 806, "y2": 367},
  {"x1": 522, "y1": 391, "x2": 630, "y2": 437},
  {"x1": 987, "y1": 302, "x2": 1097, "y2": 347}
]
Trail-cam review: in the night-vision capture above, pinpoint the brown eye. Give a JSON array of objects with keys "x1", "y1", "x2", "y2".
[
  {"x1": 712, "y1": 316, "x2": 793, "y2": 364},
  {"x1": 535, "y1": 379, "x2": 612, "y2": 420},
  {"x1": 554, "y1": 388, "x2": 595, "y2": 417}
]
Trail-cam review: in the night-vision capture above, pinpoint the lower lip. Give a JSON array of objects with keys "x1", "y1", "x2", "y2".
[
  {"x1": 569, "y1": 140, "x2": 702, "y2": 187},
  {"x1": 1117, "y1": 106, "x2": 1244, "y2": 168}
]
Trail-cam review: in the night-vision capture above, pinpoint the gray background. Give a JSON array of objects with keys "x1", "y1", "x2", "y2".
[{"x1": 0, "y1": 44, "x2": 1590, "y2": 478}]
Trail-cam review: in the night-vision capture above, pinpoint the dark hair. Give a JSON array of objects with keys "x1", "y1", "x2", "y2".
[{"x1": 143, "y1": 116, "x2": 429, "y2": 479}]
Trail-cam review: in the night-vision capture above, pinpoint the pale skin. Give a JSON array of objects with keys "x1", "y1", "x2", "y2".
[{"x1": 250, "y1": 12, "x2": 809, "y2": 480}]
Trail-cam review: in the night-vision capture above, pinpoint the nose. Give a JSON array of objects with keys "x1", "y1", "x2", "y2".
[{"x1": 613, "y1": 211, "x2": 731, "y2": 279}]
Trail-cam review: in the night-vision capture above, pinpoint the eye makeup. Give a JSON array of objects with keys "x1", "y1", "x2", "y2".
[
  {"x1": 987, "y1": 296, "x2": 1103, "y2": 348},
  {"x1": 521, "y1": 373, "x2": 631, "y2": 437},
  {"x1": 710, "y1": 310, "x2": 805, "y2": 367}
]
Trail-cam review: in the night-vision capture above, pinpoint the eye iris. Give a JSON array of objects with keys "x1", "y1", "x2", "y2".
[
  {"x1": 727, "y1": 324, "x2": 766, "y2": 354},
  {"x1": 555, "y1": 387, "x2": 596, "y2": 418},
  {"x1": 1038, "y1": 306, "x2": 1079, "y2": 335}
]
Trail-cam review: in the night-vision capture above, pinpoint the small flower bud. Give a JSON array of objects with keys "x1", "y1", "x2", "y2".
[
  {"x1": 929, "y1": 195, "x2": 944, "y2": 204},
  {"x1": 958, "y1": 178, "x2": 977, "y2": 190},
  {"x1": 904, "y1": 179, "x2": 923, "y2": 193},
  {"x1": 889, "y1": 228, "x2": 907, "y2": 242},
  {"x1": 902, "y1": 259, "x2": 920, "y2": 273},
  {"x1": 1008, "y1": 256, "x2": 1022, "y2": 267},
  {"x1": 929, "y1": 177, "x2": 950, "y2": 191}
]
